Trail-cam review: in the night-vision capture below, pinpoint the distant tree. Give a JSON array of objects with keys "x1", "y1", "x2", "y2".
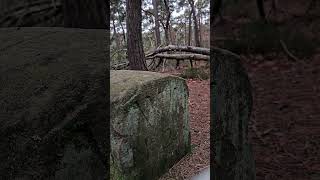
[
  {"x1": 63, "y1": 0, "x2": 107, "y2": 28},
  {"x1": 256, "y1": 0, "x2": 266, "y2": 22},
  {"x1": 152, "y1": 0, "x2": 162, "y2": 47},
  {"x1": 126, "y1": 0, "x2": 148, "y2": 70},
  {"x1": 162, "y1": 0, "x2": 173, "y2": 45},
  {"x1": 188, "y1": 0, "x2": 200, "y2": 47},
  {"x1": 111, "y1": 0, "x2": 126, "y2": 43},
  {"x1": 188, "y1": 9, "x2": 192, "y2": 46},
  {"x1": 196, "y1": 0, "x2": 209, "y2": 45},
  {"x1": 211, "y1": 0, "x2": 223, "y2": 24}
]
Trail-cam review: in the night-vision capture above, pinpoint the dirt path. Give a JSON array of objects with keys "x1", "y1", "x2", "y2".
[{"x1": 242, "y1": 54, "x2": 320, "y2": 180}]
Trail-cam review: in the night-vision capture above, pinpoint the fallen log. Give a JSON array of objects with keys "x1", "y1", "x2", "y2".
[
  {"x1": 146, "y1": 53, "x2": 209, "y2": 61},
  {"x1": 111, "y1": 46, "x2": 241, "y2": 70},
  {"x1": 146, "y1": 45, "x2": 241, "y2": 60},
  {"x1": 146, "y1": 45, "x2": 210, "y2": 56}
]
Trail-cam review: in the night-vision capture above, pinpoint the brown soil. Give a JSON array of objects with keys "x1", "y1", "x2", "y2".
[{"x1": 242, "y1": 54, "x2": 320, "y2": 180}]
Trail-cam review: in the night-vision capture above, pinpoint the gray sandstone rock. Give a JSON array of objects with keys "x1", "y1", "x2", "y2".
[
  {"x1": 111, "y1": 70, "x2": 191, "y2": 180},
  {"x1": 211, "y1": 49, "x2": 256, "y2": 180},
  {"x1": 0, "y1": 27, "x2": 108, "y2": 180}
]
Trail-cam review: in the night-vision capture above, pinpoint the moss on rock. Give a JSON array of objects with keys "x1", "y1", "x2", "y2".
[{"x1": 111, "y1": 70, "x2": 191, "y2": 180}]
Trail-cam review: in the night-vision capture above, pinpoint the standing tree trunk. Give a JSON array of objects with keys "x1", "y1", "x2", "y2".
[
  {"x1": 163, "y1": 0, "x2": 172, "y2": 45},
  {"x1": 188, "y1": 11, "x2": 192, "y2": 46},
  {"x1": 63, "y1": 0, "x2": 106, "y2": 28},
  {"x1": 187, "y1": 11, "x2": 193, "y2": 67},
  {"x1": 119, "y1": 21, "x2": 126, "y2": 45},
  {"x1": 188, "y1": 0, "x2": 201, "y2": 47},
  {"x1": 112, "y1": 17, "x2": 121, "y2": 60},
  {"x1": 154, "y1": 0, "x2": 172, "y2": 70},
  {"x1": 184, "y1": 16, "x2": 188, "y2": 45},
  {"x1": 116, "y1": 8, "x2": 127, "y2": 45},
  {"x1": 152, "y1": 0, "x2": 161, "y2": 47},
  {"x1": 211, "y1": 0, "x2": 222, "y2": 26},
  {"x1": 126, "y1": 0, "x2": 147, "y2": 70},
  {"x1": 199, "y1": 12, "x2": 202, "y2": 46},
  {"x1": 256, "y1": 0, "x2": 267, "y2": 22}
]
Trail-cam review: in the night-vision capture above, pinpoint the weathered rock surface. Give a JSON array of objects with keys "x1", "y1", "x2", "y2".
[
  {"x1": 110, "y1": 70, "x2": 191, "y2": 180},
  {"x1": 211, "y1": 49, "x2": 256, "y2": 179},
  {"x1": 0, "y1": 27, "x2": 108, "y2": 180}
]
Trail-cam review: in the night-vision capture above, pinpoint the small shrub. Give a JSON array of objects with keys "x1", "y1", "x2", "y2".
[{"x1": 180, "y1": 67, "x2": 209, "y2": 80}]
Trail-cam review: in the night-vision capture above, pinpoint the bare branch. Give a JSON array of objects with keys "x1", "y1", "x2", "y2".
[{"x1": 280, "y1": 40, "x2": 299, "y2": 61}]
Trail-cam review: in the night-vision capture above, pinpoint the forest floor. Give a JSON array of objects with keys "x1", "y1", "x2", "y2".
[
  {"x1": 158, "y1": 49, "x2": 319, "y2": 180},
  {"x1": 242, "y1": 53, "x2": 320, "y2": 180}
]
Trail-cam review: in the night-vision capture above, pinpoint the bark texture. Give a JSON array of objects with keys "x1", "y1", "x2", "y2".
[{"x1": 126, "y1": 0, "x2": 147, "y2": 70}]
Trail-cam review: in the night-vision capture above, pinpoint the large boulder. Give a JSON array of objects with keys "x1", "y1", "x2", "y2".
[
  {"x1": 211, "y1": 48, "x2": 256, "y2": 179},
  {"x1": 111, "y1": 70, "x2": 191, "y2": 180},
  {"x1": 0, "y1": 27, "x2": 108, "y2": 180}
]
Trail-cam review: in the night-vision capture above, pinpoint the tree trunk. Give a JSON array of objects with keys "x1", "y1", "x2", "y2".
[
  {"x1": 184, "y1": 17, "x2": 188, "y2": 45},
  {"x1": 211, "y1": 49, "x2": 256, "y2": 180},
  {"x1": 188, "y1": 11, "x2": 192, "y2": 46},
  {"x1": 126, "y1": 0, "x2": 147, "y2": 70},
  {"x1": 116, "y1": 7, "x2": 126, "y2": 44},
  {"x1": 256, "y1": 0, "x2": 266, "y2": 22},
  {"x1": 152, "y1": 0, "x2": 161, "y2": 47},
  {"x1": 188, "y1": 0, "x2": 201, "y2": 47},
  {"x1": 112, "y1": 17, "x2": 121, "y2": 61},
  {"x1": 112, "y1": 18, "x2": 120, "y2": 48},
  {"x1": 63, "y1": 0, "x2": 106, "y2": 28},
  {"x1": 211, "y1": 0, "x2": 222, "y2": 25},
  {"x1": 163, "y1": 0, "x2": 172, "y2": 45},
  {"x1": 199, "y1": 12, "x2": 202, "y2": 45},
  {"x1": 119, "y1": 21, "x2": 126, "y2": 45}
]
